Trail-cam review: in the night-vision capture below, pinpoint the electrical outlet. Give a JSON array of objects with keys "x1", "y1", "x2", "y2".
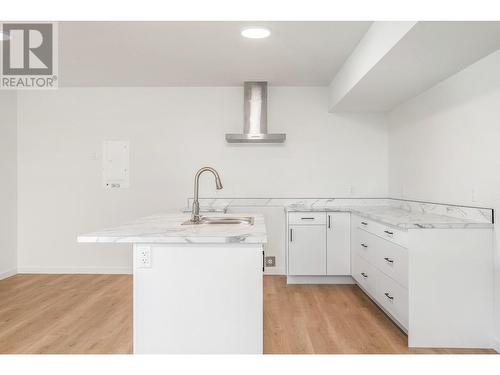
[
  {"x1": 136, "y1": 247, "x2": 151, "y2": 268},
  {"x1": 265, "y1": 256, "x2": 276, "y2": 267}
]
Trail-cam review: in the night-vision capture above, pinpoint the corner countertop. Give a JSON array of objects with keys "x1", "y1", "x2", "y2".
[
  {"x1": 77, "y1": 213, "x2": 267, "y2": 245},
  {"x1": 286, "y1": 205, "x2": 493, "y2": 230}
]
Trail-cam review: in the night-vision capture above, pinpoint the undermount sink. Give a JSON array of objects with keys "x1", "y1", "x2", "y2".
[
  {"x1": 201, "y1": 216, "x2": 254, "y2": 225},
  {"x1": 182, "y1": 216, "x2": 254, "y2": 225}
]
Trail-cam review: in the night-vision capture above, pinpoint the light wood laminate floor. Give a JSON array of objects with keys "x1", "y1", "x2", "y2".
[{"x1": 0, "y1": 274, "x2": 495, "y2": 354}]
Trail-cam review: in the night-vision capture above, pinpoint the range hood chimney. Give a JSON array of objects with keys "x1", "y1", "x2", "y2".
[{"x1": 225, "y1": 81, "x2": 286, "y2": 143}]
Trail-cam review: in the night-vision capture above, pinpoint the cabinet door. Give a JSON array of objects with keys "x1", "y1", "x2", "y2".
[
  {"x1": 326, "y1": 212, "x2": 351, "y2": 275},
  {"x1": 288, "y1": 225, "x2": 326, "y2": 275}
]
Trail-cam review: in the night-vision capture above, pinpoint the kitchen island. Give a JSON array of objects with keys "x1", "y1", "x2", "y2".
[{"x1": 78, "y1": 213, "x2": 267, "y2": 354}]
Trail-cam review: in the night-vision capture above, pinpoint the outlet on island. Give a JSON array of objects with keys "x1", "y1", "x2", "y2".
[{"x1": 136, "y1": 247, "x2": 151, "y2": 268}]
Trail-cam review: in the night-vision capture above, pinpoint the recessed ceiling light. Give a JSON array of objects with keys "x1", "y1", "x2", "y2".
[{"x1": 241, "y1": 28, "x2": 271, "y2": 39}]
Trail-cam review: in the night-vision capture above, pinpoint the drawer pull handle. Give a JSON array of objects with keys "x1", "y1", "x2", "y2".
[
  {"x1": 384, "y1": 257, "x2": 394, "y2": 264},
  {"x1": 361, "y1": 272, "x2": 368, "y2": 278},
  {"x1": 301, "y1": 217, "x2": 315, "y2": 220},
  {"x1": 384, "y1": 292, "x2": 394, "y2": 301},
  {"x1": 290, "y1": 228, "x2": 293, "y2": 242},
  {"x1": 328, "y1": 215, "x2": 331, "y2": 229},
  {"x1": 361, "y1": 243, "x2": 368, "y2": 248},
  {"x1": 384, "y1": 230, "x2": 394, "y2": 235},
  {"x1": 361, "y1": 221, "x2": 368, "y2": 226}
]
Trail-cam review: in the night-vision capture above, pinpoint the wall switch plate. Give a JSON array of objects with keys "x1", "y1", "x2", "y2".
[
  {"x1": 136, "y1": 246, "x2": 151, "y2": 268},
  {"x1": 265, "y1": 256, "x2": 276, "y2": 267}
]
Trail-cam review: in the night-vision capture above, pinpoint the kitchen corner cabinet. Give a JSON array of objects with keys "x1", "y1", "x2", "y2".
[
  {"x1": 287, "y1": 212, "x2": 350, "y2": 276},
  {"x1": 286, "y1": 210, "x2": 493, "y2": 349},
  {"x1": 350, "y1": 213, "x2": 493, "y2": 349}
]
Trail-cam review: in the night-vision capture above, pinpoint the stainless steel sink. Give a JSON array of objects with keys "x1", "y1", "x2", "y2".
[{"x1": 182, "y1": 216, "x2": 254, "y2": 225}]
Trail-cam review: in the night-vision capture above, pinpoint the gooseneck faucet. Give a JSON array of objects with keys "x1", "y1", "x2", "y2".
[{"x1": 191, "y1": 167, "x2": 223, "y2": 223}]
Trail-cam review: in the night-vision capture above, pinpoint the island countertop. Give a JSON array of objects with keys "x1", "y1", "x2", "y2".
[{"x1": 77, "y1": 213, "x2": 267, "y2": 244}]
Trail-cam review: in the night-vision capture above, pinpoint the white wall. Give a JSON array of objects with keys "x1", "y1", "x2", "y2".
[
  {"x1": 0, "y1": 91, "x2": 17, "y2": 279},
  {"x1": 16, "y1": 86, "x2": 388, "y2": 273},
  {"x1": 388, "y1": 50, "x2": 500, "y2": 349}
]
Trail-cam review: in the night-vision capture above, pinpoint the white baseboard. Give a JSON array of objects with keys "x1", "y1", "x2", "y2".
[
  {"x1": 0, "y1": 268, "x2": 17, "y2": 280},
  {"x1": 17, "y1": 267, "x2": 132, "y2": 275},
  {"x1": 286, "y1": 275, "x2": 355, "y2": 284},
  {"x1": 492, "y1": 336, "x2": 500, "y2": 353}
]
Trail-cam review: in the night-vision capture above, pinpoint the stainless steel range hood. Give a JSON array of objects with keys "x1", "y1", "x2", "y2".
[{"x1": 225, "y1": 82, "x2": 286, "y2": 143}]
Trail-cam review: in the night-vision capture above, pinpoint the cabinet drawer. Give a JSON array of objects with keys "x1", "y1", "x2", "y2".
[
  {"x1": 352, "y1": 255, "x2": 377, "y2": 296},
  {"x1": 373, "y1": 224, "x2": 408, "y2": 248},
  {"x1": 288, "y1": 212, "x2": 326, "y2": 225},
  {"x1": 353, "y1": 215, "x2": 408, "y2": 248},
  {"x1": 373, "y1": 237, "x2": 408, "y2": 288},
  {"x1": 353, "y1": 228, "x2": 376, "y2": 264},
  {"x1": 376, "y1": 271, "x2": 408, "y2": 329},
  {"x1": 353, "y1": 215, "x2": 372, "y2": 231}
]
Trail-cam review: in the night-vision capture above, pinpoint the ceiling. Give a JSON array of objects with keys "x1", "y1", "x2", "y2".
[
  {"x1": 332, "y1": 21, "x2": 500, "y2": 111},
  {"x1": 58, "y1": 21, "x2": 371, "y2": 87}
]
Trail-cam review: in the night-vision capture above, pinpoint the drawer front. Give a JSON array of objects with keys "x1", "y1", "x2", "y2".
[
  {"x1": 352, "y1": 255, "x2": 377, "y2": 296},
  {"x1": 373, "y1": 224, "x2": 408, "y2": 248},
  {"x1": 376, "y1": 271, "x2": 408, "y2": 329},
  {"x1": 353, "y1": 215, "x2": 372, "y2": 231},
  {"x1": 353, "y1": 228, "x2": 376, "y2": 264},
  {"x1": 353, "y1": 215, "x2": 408, "y2": 248},
  {"x1": 288, "y1": 212, "x2": 326, "y2": 225},
  {"x1": 372, "y1": 236, "x2": 408, "y2": 288}
]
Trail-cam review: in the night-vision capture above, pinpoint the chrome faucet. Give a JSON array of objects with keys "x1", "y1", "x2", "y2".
[{"x1": 191, "y1": 167, "x2": 223, "y2": 223}]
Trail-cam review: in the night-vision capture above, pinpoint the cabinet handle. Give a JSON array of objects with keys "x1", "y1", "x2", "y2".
[
  {"x1": 384, "y1": 230, "x2": 394, "y2": 235},
  {"x1": 384, "y1": 257, "x2": 394, "y2": 264},
  {"x1": 290, "y1": 228, "x2": 293, "y2": 242},
  {"x1": 301, "y1": 217, "x2": 315, "y2": 220},
  {"x1": 384, "y1": 292, "x2": 394, "y2": 301},
  {"x1": 361, "y1": 221, "x2": 368, "y2": 226},
  {"x1": 262, "y1": 250, "x2": 265, "y2": 272},
  {"x1": 361, "y1": 272, "x2": 368, "y2": 278},
  {"x1": 361, "y1": 243, "x2": 368, "y2": 248},
  {"x1": 328, "y1": 215, "x2": 331, "y2": 229}
]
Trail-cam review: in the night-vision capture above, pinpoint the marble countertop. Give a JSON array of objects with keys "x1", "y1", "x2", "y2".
[
  {"x1": 77, "y1": 213, "x2": 267, "y2": 244},
  {"x1": 286, "y1": 205, "x2": 493, "y2": 230}
]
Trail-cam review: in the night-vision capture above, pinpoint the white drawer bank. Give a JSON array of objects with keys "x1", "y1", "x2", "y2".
[
  {"x1": 352, "y1": 214, "x2": 493, "y2": 349},
  {"x1": 287, "y1": 211, "x2": 494, "y2": 349}
]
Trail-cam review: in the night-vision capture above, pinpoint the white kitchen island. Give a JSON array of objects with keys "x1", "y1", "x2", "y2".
[{"x1": 78, "y1": 213, "x2": 267, "y2": 354}]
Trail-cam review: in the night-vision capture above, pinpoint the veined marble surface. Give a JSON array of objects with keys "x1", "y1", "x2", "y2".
[
  {"x1": 287, "y1": 205, "x2": 493, "y2": 230},
  {"x1": 77, "y1": 213, "x2": 267, "y2": 244},
  {"x1": 185, "y1": 197, "x2": 493, "y2": 230}
]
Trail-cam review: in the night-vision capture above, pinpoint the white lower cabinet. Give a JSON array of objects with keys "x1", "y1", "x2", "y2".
[
  {"x1": 351, "y1": 215, "x2": 409, "y2": 330},
  {"x1": 287, "y1": 211, "x2": 350, "y2": 276},
  {"x1": 326, "y1": 212, "x2": 351, "y2": 275},
  {"x1": 376, "y1": 270, "x2": 409, "y2": 329},
  {"x1": 351, "y1": 254, "x2": 377, "y2": 296},
  {"x1": 288, "y1": 210, "x2": 494, "y2": 348},
  {"x1": 288, "y1": 225, "x2": 326, "y2": 275}
]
